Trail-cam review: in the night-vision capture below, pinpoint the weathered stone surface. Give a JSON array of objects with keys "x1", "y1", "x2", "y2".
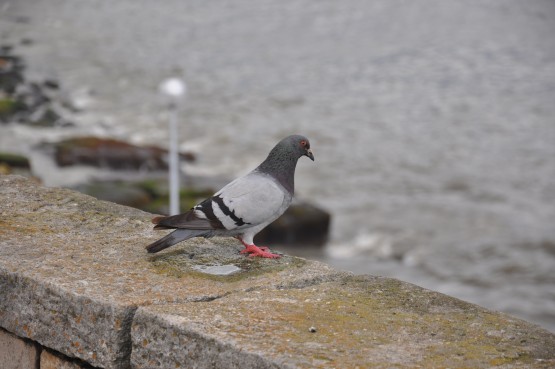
[
  {"x1": 1, "y1": 174, "x2": 555, "y2": 368},
  {"x1": 0, "y1": 175, "x2": 343, "y2": 368},
  {"x1": 0, "y1": 328, "x2": 39, "y2": 369},
  {"x1": 41, "y1": 350, "x2": 87, "y2": 369},
  {"x1": 131, "y1": 276, "x2": 555, "y2": 369}
]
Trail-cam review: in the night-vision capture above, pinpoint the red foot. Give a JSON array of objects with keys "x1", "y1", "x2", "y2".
[
  {"x1": 240, "y1": 246, "x2": 270, "y2": 253},
  {"x1": 241, "y1": 244, "x2": 281, "y2": 258},
  {"x1": 237, "y1": 238, "x2": 280, "y2": 258}
]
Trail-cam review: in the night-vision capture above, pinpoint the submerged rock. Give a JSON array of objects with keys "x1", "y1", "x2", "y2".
[
  {"x1": 257, "y1": 201, "x2": 330, "y2": 247},
  {"x1": 0, "y1": 97, "x2": 27, "y2": 121},
  {"x1": 73, "y1": 178, "x2": 213, "y2": 216},
  {"x1": 0, "y1": 46, "x2": 72, "y2": 127},
  {"x1": 0, "y1": 152, "x2": 30, "y2": 169},
  {"x1": 0, "y1": 152, "x2": 32, "y2": 176},
  {"x1": 52, "y1": 136, "x2": 195, "y2": 170},
  {"x1": 0, "y1": 48, "x2": 24, "y2": 95}
]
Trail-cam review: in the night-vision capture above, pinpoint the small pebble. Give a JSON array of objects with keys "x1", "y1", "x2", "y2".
[{"x1": 309, "y1": 326, "x2": 317, "y2": 333}]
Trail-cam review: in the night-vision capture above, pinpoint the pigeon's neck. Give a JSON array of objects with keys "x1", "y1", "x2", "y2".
[{"x1": 256, "y1": 150, "x2": 298, "y2": 195}]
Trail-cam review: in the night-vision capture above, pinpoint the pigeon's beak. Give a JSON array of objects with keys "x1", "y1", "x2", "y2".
[{"x1": 305, "y1": 148, "x2": 314, "y2": 161}]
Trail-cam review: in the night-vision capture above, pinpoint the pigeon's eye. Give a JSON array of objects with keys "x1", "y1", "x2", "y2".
[{"x1": 300, "y1": 140, "x2": 307, "y2": 147}]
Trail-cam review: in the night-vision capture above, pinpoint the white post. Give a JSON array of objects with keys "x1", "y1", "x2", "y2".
[
  {"x1": 159, "y1": 78, "x2": 187, "y2": 216},
  {"x1": 168, "y1": 105, "x2": 180, "y2": 215}
]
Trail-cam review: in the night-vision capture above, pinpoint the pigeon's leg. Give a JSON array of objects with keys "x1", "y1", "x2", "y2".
[
  {"x1": 236, "y1": 237, "x2": 269, "y2": 252},
  {"x1": 235, "y1": 236, "x2": 269, "y2": 253},
  {"x1": 237, "y1": 237, "x2": 280, "y2": 259}
]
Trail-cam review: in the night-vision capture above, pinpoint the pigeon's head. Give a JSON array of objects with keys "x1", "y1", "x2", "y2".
[
  {"x1": 257, "y1": 135, "x2": 314, "y2": 191},
  {"x1": 281, "y1": 134, "x2": 315, "y2": 161}
]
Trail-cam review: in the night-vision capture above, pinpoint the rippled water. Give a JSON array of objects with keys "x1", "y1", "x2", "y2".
[{"x1": 2, "y1": 0, "x2": 554, "y2": 332}]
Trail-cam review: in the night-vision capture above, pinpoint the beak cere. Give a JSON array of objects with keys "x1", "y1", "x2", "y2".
[{"x1": 306, "y1": 148, "x2": 315, "y2": 161}]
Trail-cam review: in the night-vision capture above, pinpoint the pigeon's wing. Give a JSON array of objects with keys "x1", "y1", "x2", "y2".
[
  {"x1": 152, "y1": 172, "x2": 288, "y2": 232},
  {"x1": 152, "y1": 208, "x2": 217, "y2": 230},
  {"x1": 210, "y1": 172, "x2": 288, "y2": 230}
]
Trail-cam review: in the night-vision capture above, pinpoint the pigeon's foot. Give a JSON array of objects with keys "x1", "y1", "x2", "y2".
[
  {"x1": 239, "y1": 245, "x2": 270, "y2": 254},
  {"x1": 237, "y1": 237, "x2": 280, "y2": 258},
  {"x1": 241, "y1": 244, "x2": 281, "y2": 258}
]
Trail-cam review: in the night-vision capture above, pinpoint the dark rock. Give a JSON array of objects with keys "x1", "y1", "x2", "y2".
[
  {"x1": 0, "y1": 152, "x2": 31, "y2": 169},
  {"x1": 256, "y1": 201, "x2": 330, "y2": 246},
  {"x1": 73, "y1": 179, "x2": 213, "y2": 216},
  {"x1": 0, "y1": 153, "x2": 33, "y2": 177},
  {"x1": 52, "y1": 136, "x2": 195, "y2": 170},
  {"x1": 28, "y1": 106, "x2": 62, "y2": 127},
  {"x1": 20, "y1": 82, "x2": 51, "y2": 110},
  {"x1": 20, "y1": 38, "x2": 34, "y2": 46},
  {"x1": 0, "y1": 53, "x2": 25, "y2": 95},
  {"x1": 134, "y1": 179, "x2": 213, "y2": 215},
  {"x1": 0, "y1": 47, "x2": 72, "y2": 127},
  {"x1": 0, "y1": 98, "x2": 27, "y2": 122},
  {"x1": 42, "y1": 79, "x2": 59, "y2": 90}
]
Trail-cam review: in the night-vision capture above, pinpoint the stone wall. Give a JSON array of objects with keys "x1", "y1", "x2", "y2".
[
  {"x1": 0, "y1": 328, "x2": 89, "y2": 369},
  {"x1": 1, "y1": 174, "x2": 554, "y2": 368}
]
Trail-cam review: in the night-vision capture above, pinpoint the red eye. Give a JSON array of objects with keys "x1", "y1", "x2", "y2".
[{"x1": 300, "y1": 140, "x2": 307, "y2": 147}]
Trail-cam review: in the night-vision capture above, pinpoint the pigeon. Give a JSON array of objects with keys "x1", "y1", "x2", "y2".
[{"x1": 145, "y1": 134, "x2": 314, "y2": 258}]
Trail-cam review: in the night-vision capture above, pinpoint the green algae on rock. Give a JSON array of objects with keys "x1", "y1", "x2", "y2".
[{"x1": 148, "y1": 240, "x2": 308, "y2": 282}]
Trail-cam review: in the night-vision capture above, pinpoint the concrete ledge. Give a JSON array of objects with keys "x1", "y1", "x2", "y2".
[
  {"x1": 131, "y1": 276, "x2": 555, "y2": 368},
  {"x1": 1, "y1": 175, "x2": 554, "y2": 368}
]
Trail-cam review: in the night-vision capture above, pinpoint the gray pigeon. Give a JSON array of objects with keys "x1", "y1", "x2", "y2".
[{"x1": 145, "y1": 134, "x2": 314, "y2": 258}]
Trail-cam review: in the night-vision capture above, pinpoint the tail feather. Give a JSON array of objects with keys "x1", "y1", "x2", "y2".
[{"x1": 145, "y1": 228, "x2": 208, "y2": 253}]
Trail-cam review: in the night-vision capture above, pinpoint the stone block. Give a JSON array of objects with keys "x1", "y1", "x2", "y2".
[
  {"x1": 0, "y1": 328, "x2": 39, "y2": 369},
  {"x1": 41, "y1": 350, "x2": 85, "y2": 369},
  {"x1": 0, "y1": 272, "x2": 135, "y2": 368}
]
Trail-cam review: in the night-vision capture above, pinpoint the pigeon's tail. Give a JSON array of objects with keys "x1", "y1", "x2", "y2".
[{"x1": 146, "y1": 228, "x2": 207, "y2": 253}]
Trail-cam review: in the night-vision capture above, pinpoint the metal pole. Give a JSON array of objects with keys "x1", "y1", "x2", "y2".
[
  {"x1": 168, "y1": 103, "x2": 179, "y2": 215},
  {"x1": 159, "y1": 78, "x2": 186, "y2": 216}
]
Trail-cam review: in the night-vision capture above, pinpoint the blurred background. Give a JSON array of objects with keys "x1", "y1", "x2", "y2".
[{"x1": 1, "y1": 0, "x2": 554, "y2": 332}]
